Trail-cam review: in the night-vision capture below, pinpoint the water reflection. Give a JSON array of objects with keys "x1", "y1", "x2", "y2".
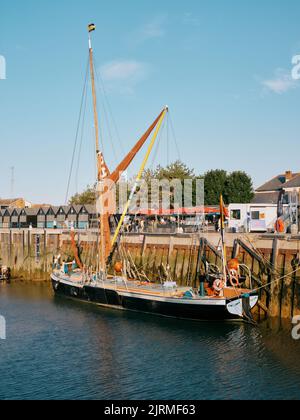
[{"x1": 0, "y1": 282, "x2": 300, "y2": 400}]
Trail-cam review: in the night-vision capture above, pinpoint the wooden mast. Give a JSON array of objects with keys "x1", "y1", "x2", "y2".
[
  {"x1": 220, "y1": 195, "x2": 228, "y2": 288},
  {"x1": 88, "y1": 24, "x2": 100, "y2": 159},
  {"x1": 87, "y1": 24, "x2": 169, "y2": 271},
  {"x1": 88, "y1": 24, "x2": 107, "y2": 271}
]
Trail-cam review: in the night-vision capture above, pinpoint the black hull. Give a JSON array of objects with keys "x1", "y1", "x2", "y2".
[
  {"x1": 120, "y1": 295, "x2": 236, "y2": 321},
  {"x1": 51, "y1": 278, "x2": 242, "y2": 321},
  {"x1": 84, "y1": 285, "x2": 122, "y2": 307},
  {"x1": 52, "y1": 279, "x2": 88, "y2": 301}
]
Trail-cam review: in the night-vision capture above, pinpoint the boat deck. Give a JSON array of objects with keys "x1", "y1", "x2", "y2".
[{"x1": 53, "y1": 271, "x2": 252, "y2": 300}]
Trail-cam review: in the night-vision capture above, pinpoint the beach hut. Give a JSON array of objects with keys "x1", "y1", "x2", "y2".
[
  {"x1": 25, "y1": 208, "x2": 39, "y2": 228},
  {"x1": 45, "y1": 207, "x2": 58, "y2": 228},
  {"x1": 66, "y1": 205, "x2": 81, "y2": 229},
  {"x1": 10, "y1": 208, "x2": 21, "y2": 228},
  {"x1": 56, "y1": 206, "x2": 69, "y2": 229},
  {"x1": 0, "y1": 209, "x2": 5, "y2": 228},
  {"x1": 2, "y1": 209, "x2": 12, "y2": 228},
  {"x1": 37, "y1": 207, "x2": 48, "y2": 228}
]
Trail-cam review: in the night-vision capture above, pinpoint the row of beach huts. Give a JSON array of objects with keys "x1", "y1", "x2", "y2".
[{"x1": 0, "y1": 205, "x2": 97, "y2": 229}]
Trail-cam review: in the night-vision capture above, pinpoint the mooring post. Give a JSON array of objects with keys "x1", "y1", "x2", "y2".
[
  {"x1": 173, "y1": 248, "x2": 179, "y2": 282},
  {"x1": 22, "y1": 229, "x2": 25, "y2": 264},
  {"x1": 293, "y1": 260, "x2": 300, "y2": 317},
  {"x1": 27, "y1": 229, "x2": 31, "y2": 276},
  {"x1": 232, "y1": 239, "x2": 240, "y2": 259},
  {"x1": 195, "y1": 238, "x2": 205, "y2": 295},
  {"x1": 142, "y1": 234, "x2": 147, "y2": 257},
  {"x1": 44, "y1": 229, "x2": 47, "y2": 278},
  {"x1": 168, "y1": 236, "x2": 174, "y2": 263},
  {"x1": 281, "y1": 252, "x2": 294, "y2": 319},
  {"x1": 269, "y1": 237, "x2": 280, "y2": 318},
  {"x1": 9, "y1": 229, "x2": 12, "y2": 268}
]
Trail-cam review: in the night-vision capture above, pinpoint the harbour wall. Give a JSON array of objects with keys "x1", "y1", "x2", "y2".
[{"x1": 0, "y1": 229, "x2": 300, "y2": 320}]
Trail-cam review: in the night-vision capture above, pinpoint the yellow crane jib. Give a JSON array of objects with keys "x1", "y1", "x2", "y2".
[{"x1": 111, "y1": 106, "x2": 169, "y2": 248}]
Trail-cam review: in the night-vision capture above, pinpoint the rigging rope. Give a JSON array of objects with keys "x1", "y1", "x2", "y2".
[
  {"x1": 226, "y1": 265, "x2": 300, "y2": 303},
  {"x1": 168, "y1": 110, "x2": 182, "y2": 162},
  {"x1": 150, "y1": 116, "x2": 167, "y2": 170},
  {"x1": 253, "y1": 266, "x2": 300, "y2": 294},
  {"x1": 242, "y1": 234, "x2": 281, "y2": 275},
  {"x1": 94, "y1": 68, "x2": 118, "y2": 165},
  {"x1": 96, "y1": 62, "x2": 125, "y2": 155},
  {"x1": 94, "y1": 57, "x2": 124, "y2": 166},
  {"x1": 111, "y1": 108, "x2": 168, "y2": 248},
  {"x1": 65, "y1": 57, "x2": 89, "y2": 204},
  {"x1": 167, "y1": 113, "x2": 170, "y2": 166},
  {"x1": 75, "y1": 79, "x2": 88, "y2": 193}
]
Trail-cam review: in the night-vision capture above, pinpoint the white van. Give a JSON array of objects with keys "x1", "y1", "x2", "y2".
[{"x1": 228, "y1": 204, "x2": 278, "y2": 233}]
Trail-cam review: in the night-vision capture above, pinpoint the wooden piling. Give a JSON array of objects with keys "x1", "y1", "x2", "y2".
[
  {"x1": 269, "y1": 238, "x2": 281, "y2": 318},
  {"x1": 0, "y1": 229, "x2": 300, "y2": 319},
  {"x1": 281, "y1": 253, "x2": 295, "y2": 319}
]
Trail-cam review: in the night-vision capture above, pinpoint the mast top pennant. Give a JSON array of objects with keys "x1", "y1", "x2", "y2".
[{"x1": 88, "y1": 23, "x2": 96, "y2": 33}]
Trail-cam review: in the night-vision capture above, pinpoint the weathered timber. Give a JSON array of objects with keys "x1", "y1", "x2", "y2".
[{"x1": 1, "y1": 229, "x2": 300, "y2": 320}]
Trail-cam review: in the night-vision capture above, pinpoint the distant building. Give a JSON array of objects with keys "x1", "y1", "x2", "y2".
[
  {"x1": 32, "y1": 203, "x2": 52, "y2": 209},
  {"x1": 282, "y1": 174, "x2": 300, "y2": 194},
  {"x1": 253, "y1": 171, "x2": 300, "y2": 204},
  {"x1": 0, "y1": 198, "x2": 32, "y2": 210}
]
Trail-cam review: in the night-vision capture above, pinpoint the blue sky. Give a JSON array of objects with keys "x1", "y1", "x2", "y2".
[{"x1": 1, "y1": 0, "x2": 300, "y2": 204}]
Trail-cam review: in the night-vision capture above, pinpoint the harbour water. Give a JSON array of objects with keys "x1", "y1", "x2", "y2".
[{"x1": 0, "y1": 282, "x2": 300, "y2": 400}]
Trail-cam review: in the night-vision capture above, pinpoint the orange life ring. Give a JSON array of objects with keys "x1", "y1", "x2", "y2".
[
  {"x1": 275, "y1": 219, "x2": 285, "y2": 233},
  {"x1": 213, "y1": 279, "x2": 225, "y2": 294},
  {"x1": 227, "y1": 259, "x2": 239, "y2": 271},
  {"x1": 114, "y1": 261, "x2": 123, "y2": 274},
  {"x1": 229, "y1": 269, "x2": 240, "y2": 288}
]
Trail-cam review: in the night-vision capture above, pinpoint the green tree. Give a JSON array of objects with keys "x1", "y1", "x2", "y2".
[
  {"x1": 69, "y1": 185, "x2": 96, "y2": 205},
  {"x1": 154, "y1": 160, "x2": 195, "y2": 180},
  {"x1": 142, "y1": 161, "x2": 198, "y2": 208},
  {"x1": 204, "y1": 170, "x2": 228, "y2": 205},
  {"x1": 225, "y1": 171, "x2": 254, "y2": 204}
]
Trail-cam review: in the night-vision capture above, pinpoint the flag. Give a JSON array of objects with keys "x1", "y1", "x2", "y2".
[
  {"x1": 88, "y1": 23, "x2": 96, "y2": 33},
  {"x1": 98, "y1": 151, "x2": 110, "y2": 180},
  {"x1": 220, "y1": 195, "x2": 229, "y2": 220}
]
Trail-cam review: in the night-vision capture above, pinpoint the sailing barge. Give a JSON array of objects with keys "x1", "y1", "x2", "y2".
[{"x1": 51, "y1": 24, "x2": 258, "y2": 322}]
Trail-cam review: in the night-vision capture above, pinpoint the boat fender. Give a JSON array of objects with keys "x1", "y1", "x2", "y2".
[
  {"x1": 227, "y1": 258, "x2": 239, "y2": 271},
  {"x1": 114, "y1": 261, "x2": 123, "y2": 274},
  {"x1": 229, "y1": 269, "x2": 240, "y2": 288},
  {"x1": 213, "y1": 279, "x2": 225, "y2": 294},
  {"x1": 183, "y1": 291, "x2": 194, "y2": 299},
  {"x1": 275, "y1": 218, "x2": 285, "y2": 233}
]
